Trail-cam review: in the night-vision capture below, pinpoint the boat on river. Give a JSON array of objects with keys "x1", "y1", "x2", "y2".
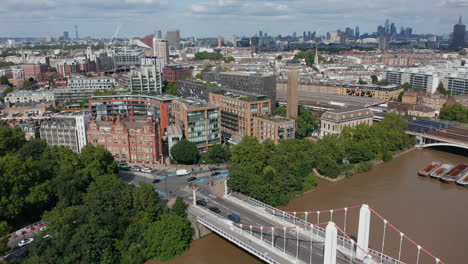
[
  {"x1": 418, "y1": 162, "x2": 441, "y2": 177},
  {"x1": 440, "y1": 164, "x2": 468, "y2": 183},
  {"x1": 429, "y1": 163, "x2": 454, "y2": 179},
  {"x1": 456, "y1": 169, "x2": 468, "y2": 186}
]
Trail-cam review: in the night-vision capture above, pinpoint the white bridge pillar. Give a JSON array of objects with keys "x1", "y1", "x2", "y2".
[
  {"x1": 224, "y1": 179, "x2": 229, "y2": 196},
  {"x1": 192, "y1": 188, "x2": 197, "y2": 206},
  {"x1": 356, "y1": 204, "x2": 371, "y2": 260},
  {"x1": 324, "y1": 222, "x2": 337, "y2": 264}
]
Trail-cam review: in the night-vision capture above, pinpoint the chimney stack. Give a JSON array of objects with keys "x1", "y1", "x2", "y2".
[{"x1": 286, "y1": 71, "x2": 299, "y2": 119}]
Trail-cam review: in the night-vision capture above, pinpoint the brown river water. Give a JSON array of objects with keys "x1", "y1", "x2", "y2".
[{"x1": 154, "y1": 148, "x2": 468, "y2": 264}]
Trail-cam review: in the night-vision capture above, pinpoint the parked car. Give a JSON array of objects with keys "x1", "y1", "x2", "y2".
[
  {"x1": 177, "y1": 169, "x2": 190, "y2": 176},
  {"x1": 187, "y1": 177, "x2": 197, "y2": 182},
  {"x1": 211, "y1": 172, "x2": 221, "y2": 176},
  {"x1": 152, "y1": 178, "x2": 161, "y2": 183},
  {"x1": 196, "y1": 198, "x2": 207, "y2": 206},
  {"x1": 18, "y1": 238, "x2": 34, "y2": 247},
  {"x1": 209, "y1": 167, "x2": 220, "y2": 171},
  {"x1": 141, "y1": 167, "x2": 152, "y2": 173},
  {"x1": 117, "y1": 162, "x2": 129, "y2": 170},
  {"x1": 228, "y1": 213, "x2": 241, "y2": 223},
  {"x1": 208, "y1": 206, "x2": 221, "y2": 213},
  {"x1": 130, "y1": 166, "x2": 141, "y2": 172}
]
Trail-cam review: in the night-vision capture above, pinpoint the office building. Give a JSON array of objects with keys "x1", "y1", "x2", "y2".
[
  {"x1": 253, "y1": 116, "x2": 295, "y2": 143},
  {"x1": 286, "y1": 71, "x2": 299, "y2": 119},
  {"x1": 444, "y1": 77, "x2": 468, "y2": 95},
  {"x1": 129, "y1": 57, "x2": 163, "y2": 94},
  {"x1": 202, "y1": 71, "x2": 277, "y2": 110},
  {"x1": 153, "y1": 38, "x2": 169, "y2": 64},
  {"x1": 320, "y1": 107, "x2": 373, "y2": 138},
  {"x1": 163, "y1": 65, "x2": 192, "y2": 82},
  {"x1": 40, "y1": 113, "x2": 90, "y2": 152},
  {"x1": 4, "y1": 91, "x2": 55, "y2": 103},
  {"x1": 113, "y1": 50, "x2": 144, "y2": 67},
  {"x1": 171, "y1": 98, "x2": 221, "y2": 149},
  {"x1": 89, "y1": 94, "x2": 174, "y2": 135},
  {"x1": 67, "y1": 77, "x2": 116, "y2": 90},
  {"x1": 96, "y1": 53, "x2": 115, "y2": 71},
  {"x1": 451, "y1": 16, "x2": 466, "y2": 50},
  {"x1": 87, "y1": 115, "x2": 162, "y2": 164},
  {"x1": 208, "y1": 90, "x2": 271, "y2": 144},
  {"x1": 166, "y1": 29, "x2": 181, "y2": 49}
]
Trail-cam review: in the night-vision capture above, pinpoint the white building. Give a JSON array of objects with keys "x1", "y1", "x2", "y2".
[
  {"x1": 5, "y1": 91, "x2": 55, "y2": 103},
  {"x1": 40, "y1": 113, "x2": 90, "y2": 153},
  {"x1": 67, "y1": 77, "x2": 116, "y2": 90},
  {"x1": 153, "y1": 38, "x2": 169, "y2": 64},
  {"x1": 128, "y1": 57, "x2": 163, "y2": 94}
]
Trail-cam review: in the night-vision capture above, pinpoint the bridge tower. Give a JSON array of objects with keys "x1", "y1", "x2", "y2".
[
  {"x1": 356, "y1": 204, "x2": 371, "y2": 260},
  {"x1": 324, "y1": 222, "x2": 337, "y2": 264}
]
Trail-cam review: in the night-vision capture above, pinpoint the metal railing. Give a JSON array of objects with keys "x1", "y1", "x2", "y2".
[
  {"x1": 368, "y1": 248, "x2": 406, "y2": 264},
  {"x1": 197, "y1": 216, "x2": 283, "y2": 264}
]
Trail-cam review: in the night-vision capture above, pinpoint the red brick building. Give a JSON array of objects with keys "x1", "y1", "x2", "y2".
[
  {"x1": 23, "y1": 64, "x2": 49, "y2": 81},
  {"x1": 163, "y1": 66, "x2": 192, "y2": 82},
  {"x1": 87, "y1": 115, "x2": 163, "y2": 164}
]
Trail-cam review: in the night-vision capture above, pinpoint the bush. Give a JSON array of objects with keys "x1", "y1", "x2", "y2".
[
  {"x1": 170, "y1": 139, "x2": 199, "y2": 164},
  {"x1": 382, "y1": 150, "x2": 393, "y2": 162}
]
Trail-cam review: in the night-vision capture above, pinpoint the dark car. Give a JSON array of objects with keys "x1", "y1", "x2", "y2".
[
  {"x1": 228, "y1": 213, "x2": 241, "y2": 223},
  {"x1": 208, "y1": 206, "x2": 221, "y2": 213},
  {"x1": 196, "y1": 198, "x2": 207, "y2": 206},
  {"x1": 211, "y1": 172, "x2": 221, "y2": 176},
  {"x1": 209, "y1": 167, "x2": 220, "y2": 171},
  {"x1": 187, "y1": 177, "x2": 197, "y2": 182},
  {"x1": 152, "y1": 178, "x2": 161, "y2": 183}
]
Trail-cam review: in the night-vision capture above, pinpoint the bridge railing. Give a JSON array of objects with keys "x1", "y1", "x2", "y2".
[
  {"x1": 197, "y1": 216, "x2": 282, "y2": 264},
  {"x1": 246, "y1": 196, "x2": 355, "y2": 251},
  {"x1": 368, "y1": 248, "x2": 405, "y2": 264}
]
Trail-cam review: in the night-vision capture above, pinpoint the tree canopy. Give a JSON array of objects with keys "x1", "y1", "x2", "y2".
[
  {"x1": 439, "y1": 103, "x2": 468, "y2": 123},
  {"x1": 206, "y1": 144, "x2": 230, "y2": 163},
  {"x1": 171, "y1": 139, "x2": 199, "y2": 164}
]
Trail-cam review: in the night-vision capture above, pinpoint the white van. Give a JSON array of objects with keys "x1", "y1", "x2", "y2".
[{"x1": 176, "y1": 169, "x2": 190, "y2": 176}]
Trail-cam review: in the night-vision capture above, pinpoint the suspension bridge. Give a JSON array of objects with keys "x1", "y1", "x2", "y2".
[{"x1": 189, "y1": 182, "x2": 446, "y2": 264}]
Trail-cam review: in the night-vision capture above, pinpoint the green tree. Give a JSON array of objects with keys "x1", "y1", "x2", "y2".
[
  {"x1": 224, "y1": 56, "x2": 235, "y2": 63},
  {"x1": 0, "y1": 126, "x2": 26, "y2": 155},
  {"x1": 439, "y1": 103, "x2": 468, "y2": 123},
  {"x1": 163, "y1": 81, "x2": 177, "y2": 95},
  {"x1": 371, "y1": 75, "x2": 378, "y2": 84},
  {"x1": 396, "y1": 91, "x2": 404, "y2": 102},
  {"x1": 436, "y1": 82, "x2": 450, "y2": 95},
  {"x1": 171, "y1": 139, "x2": 199, "y2": 164},
  {"x1": 276, "y1": 55, "x2": 283, "y2": 60},
  {"x1": 230, "y1": 137, "x2": 267, "y2": 171},
  {"x1": 0, "y1": 75, "x2": 12, "y2": 87},
  {"x1": 358, "y1": 78, "x2": 367, "y2": 85},
  {"x1": 195, "y1": 73, "x2": 202, "y2": 79},
  {"x1": 22, "y1": 79, "x2": 32, "y2": 89},
  {"x1": 194, "y1": 51, "x2": 224, "y2": 61},
  {"x1": 296, "y1": 107, "x2": 318, "y2": 138},
  {"x1": 207, "y1": 144, "x2": 230, "y2": 163},
  {"x1": 201, "y1": 64, "x2": 213, "y2": 73},
  {"x1": 132, "y1": 184, "x2": 163, "y2": 221},
  {"x1": 0, "y1": 221, "x2": 9, "y2": 256},
  {"x1": 171, "y1": 197, "x2": 187, "y2": 218},
  {"x1": 402, "y1": 82, "x2": 411, "y2": 91},
  {"x1": 274, "y1": 106, "x2": 286, "y2": 117},
  {"x1": 143, "y1": 214, "x2": 194, "y2": 261}
]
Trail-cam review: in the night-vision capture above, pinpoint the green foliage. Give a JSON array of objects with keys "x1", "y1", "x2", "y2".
[
  {"x1": 371, "y1": 75, "x2": 389, "y2": 86},
  {"x1": 0, "y1": 221, "x2": 9, "y2": 255},
  {"x1": 274, "y1": 105, "x2": 286, "y2": 116},
  {"x1": 0, "y1": 75, "x2": 13, "y2": 87},
  {"x1": 207, "y1": 144, "x2": 230, "y2": 163},
  {"x1": 194, "y1": 51, "x2": 224, "y2": 61},
  {"x1": 224, "y1": 56, "x2": 235, "y2": 63},
  {"x1": 358, "y1": 78, "x2": 367, "y2": 85},
  {"x1": 201, "y1": 64, "x2": 213, "y2": 73},
  {"x1": 439, "y1": 103, "x2": 468, "y2": 123},
  {"x1": 0, "y1": 61, "x2": 15, "y2": 68},
  {"x1": 436, "y1": 82, "x2": 451, "y2": 95},
  {"x1": 171, "y1": 197, "x2": 187, "y2": 218},
  {"x1": 195, "y1": 73, "x2": 202, "y2": 79},
  {"x1": 22, "y1": 79, "x2": 32, "y2": 89},
  {"x1": 162, "y1": 81, "x2": 177, "y2": 95},
  {"x1": 132, "y1": 184, "x2": 163, "y2": 222},
  {"x1": 382, "y1": 149, "x2": 393, "y2": 162},
  {"x1": 0, "y1": 126, "x2": 26, "y2": 156},
  {"x1": 274, "y1": 106, "x2": 319, "y2": 138},
  {"x1": 171, "y1": 139, "x2": 199, "y2": 164},
  {"x1": 293, "y1": 50, "x2": 324, "y2": 66},
  {"x1": 143, "y1": 214, "x2": 194, "y2": 261},
  {"x1": 371, "y1": 75, "x2": 378, "y2": 84},
  {"x1": 396, "y1": 91, "x2": 404, "y2": 102},
  {"x1": 276, "y1": 55, "x2": 283, "y2": 60},
  {"x1": 402, "y1": 82, "x2": 411, "y2": 91}
]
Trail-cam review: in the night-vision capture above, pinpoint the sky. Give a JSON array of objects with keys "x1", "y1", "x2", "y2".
[{"x1": 0, "y1": 0, "x2": 467, "y2": 38}]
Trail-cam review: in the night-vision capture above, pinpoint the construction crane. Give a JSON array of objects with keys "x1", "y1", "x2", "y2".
[{"x1": 105, "y1": 24, "x2": 122, "y2": 53}]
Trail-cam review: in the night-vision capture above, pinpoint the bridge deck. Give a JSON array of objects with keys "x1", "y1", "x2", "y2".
[{"x1": 424, "y1": 126, "x2": 468, "y2": 145}]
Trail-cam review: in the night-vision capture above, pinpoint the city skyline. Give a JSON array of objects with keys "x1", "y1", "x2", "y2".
[{"x1": 0, "y1": 0, "x2": 467, "y2": 38}]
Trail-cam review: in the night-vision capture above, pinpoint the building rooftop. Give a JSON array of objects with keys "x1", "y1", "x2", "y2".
[
  {"x1": 176, "y1": 98, "x2": 218, "y2": 109},
  {"x1": 91, "y1": 94, "x2": 177, "y2": 103},
  {"x1": 339, "y1": 83, "x2": 401, "y2": 91},
  {"x1": 258, "y1": 115, "x2": 294, "y2": 123},
  {"x1": 326, "y1": 106, "x2": 369, "y2": 114}
]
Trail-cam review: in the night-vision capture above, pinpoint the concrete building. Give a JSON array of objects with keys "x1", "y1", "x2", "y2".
[
  {"x1": 5, "y1": 90, "x2": 55, "y2": 103},
  {"x1": 57, "y1": 59, "x2": 96, "y2": 76},
  {"x1": 40, "y1": 113, "x2": 90, "y2": 152},
  {"x1": 177, "y1": 79, "x2": 225, "y2": 101},
  {"x1": 208, "y1": 90, "x2": 271, "y2": 144},
  {"x1": 166, "y1": 29, "x2": 181, "y2": 49},
  {"x1": 336, "y1": 84, "x2": 403, "y2": 101},
  {"x1": 451, "y1": 16, "x2": 466, "y2": 50},
  {"x1": 87, "y1": 115, "x2": 162, "y2": 164},
  {"x1": 153, "y1": 38, "x2": 169, "y2": 64},
  {"x1": 253, "y1": 116, "x2": 295, "y2": 143},
  {"x1": 202, "y1": 71, "x2": 277, "y2": 110},
  {"x1": 113, "y1": 50, "x2": 144, "y2": 67},
  {"x1": 2, "y1": 102, "x2": 55, "y2": 115},
  {"x1": 378, "y1": 36, "x2": 390, "y2": 51},
  {"x1": 443, "y1": 77, "x2": 468, "y2": 95},
  {"x1": 320, "y1": 107, "x2": 373, "y2": 138},
  {"x1": 163, "y1": 65, "x2": 192, "y2": 82},
  {"x1": 52, "y1": 89, "x2": 95, "y2": 102},
  {"x1": 171, "y1": 98, "x2": 221, "y2": 149},
  {"x1": 23, "y1": 64, "x2": 49, "y2": 81},
  {"x1": 89, "y1": 94, "x2": 174, "y2": 135},
  {"x1": 286, "y1": 71, "x2": 299, "y2": 119},
  {"x1": 129, "y1": 57, "x2": 163, "y2": 94},
  {"x1": 67, "y1": 77, "x2": 116, "y2": 90}
]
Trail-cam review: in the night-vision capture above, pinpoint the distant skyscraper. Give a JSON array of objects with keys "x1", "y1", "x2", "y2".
[
  {"x1": 217, "y1": 35, "x2": 223, "y2": 48},
  {"x1": 157, "y1": 30, "x2": 162, "y2": 39},
  {"x1": 63, "y1": 31, "x2": 69, "y2": 40},
  {"x1": 404, "y1": 27, "x2": 413, "y2": 37},
  {"x1": 451, "y1": 16, "x2": 466, "y2": 50},
  {"x1": 355, "y1": 26, "x2": 360, "y2": 39},
  {"x1": 303, "y1": 31, "x2": 306, "y2": 41},
  {"x1": 293, "y1": 32, "x2": 297, "y2": 39},
  {"x1": 311, "y1": 31, "x2": 316, "y2": 40},
  {"x1": 384, "y1": 19, "x2": 390, "y2": 35},
  {"x1": 259, "y1": 31, "x2": 263, "y2": 37},
  {"x1": 378, "y1": 36, "x2": 390, "y2": 51},
  {"x1": 75, "y1": 25, "x2": 78, "y2": 39},
  {"x1": 399, "y1": 26, "x2": 405, "y2": 36},
  {"x1": 166, "y1": 29, "x2": 181, "y2": 49},
  {"x1": 377, "y1": 25, "x2": 384, "y2": 37},
  {"x1": 390, "y1": 23, "x2": 397, "y2": 36},
  {"x1": 153, "y1": 38, "x2": 169, "y2": 64}
]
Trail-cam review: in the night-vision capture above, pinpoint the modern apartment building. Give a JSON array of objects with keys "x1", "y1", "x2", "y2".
[
  {"x1": 88, "y1": 94, "x2": 174, "y2": 135},
  {"x1": 87, "y1": 115, "x2": 162, "y2": 164},
  {"x1": 171, "y1": 98, "x2": 221, "y2": 149},
  {"x1": 385, "y1": 70, "x2": 439, "y2": 93},
  {"x1": 443, "y1": 77, "x2": 468, "y2": 95},
  {"x1": 113, "y1": 50, "x2": 144, "y2": 67},
  {"x1": 129, "y1": 57, "x2": 163, "y2": 94},
  {"x1": 208, "y1": 90, "x2": 271, "y2": 144},
  {"x1": 67, "y1": 77, "x2": 116, "y2": 90},
  {"x1": 4, "y1": 90, "x2": 55, "y2": 103},
  {"x1": 253, "y1": 116, "x2": 295, "y2": 143},
  {"x1": 320, "y1": 107, "x2": 373, "y2": 138},
  {"x1": 40, "y1": 113, "x2": 90, "y2": 152},
  {"x1": 202, "y1": 71, "x2": 277, "y2": 109}
]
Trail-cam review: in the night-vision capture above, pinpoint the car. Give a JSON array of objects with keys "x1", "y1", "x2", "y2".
[
  {"x1": 141, "y1": 167, "x2": 152, "y2": 173},
  {"x1": 130, "y1": 166, "x2": 141, "y2": 172},
  {"x1": 228, "y1": 213, "x2": 241, "y2": 223},
  {"x1": 152, "y1": 178, "x2": 161, "y2": 183},
  {"x1": 187, "y1": 176, "x2": 197, "y2": 182},
  {"x1": 209, "y1": 167, "x2": 220, "y2": 171},
  {"x1": 177, "y1": 169, "x2": 190, "y2": 176},
  {"x1": 42, "y1": 234, "x2": 51, "y2": 239},
  {"x1": 117, "y1": 162, "x2": 130, "y2": 169},
  {"x1": 211, "y1": 172, "x2": 221, "y2": 176},
  {"x1": 196, "y1": 198, "x2": 207, "y2": 206},
  {"x1": 208, "y1": 206, "x2": 221, "y2": 213},
  {"x1": 18, "y1": 238, "x2": 34, "y2": 247}
]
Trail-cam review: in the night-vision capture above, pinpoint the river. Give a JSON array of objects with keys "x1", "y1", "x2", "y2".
[{"x1": 158, "y1": 148, "x2": 468, "y2": 264}]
